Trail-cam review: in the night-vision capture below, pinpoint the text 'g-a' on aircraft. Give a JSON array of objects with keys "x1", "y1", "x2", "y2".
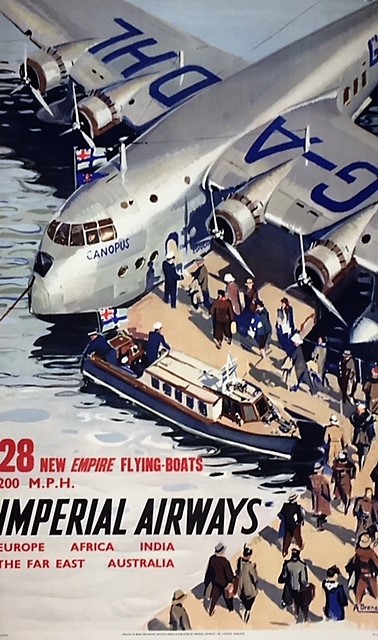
[{"x1": 1, "y1": 0, "x2": 378, "y2": 342}]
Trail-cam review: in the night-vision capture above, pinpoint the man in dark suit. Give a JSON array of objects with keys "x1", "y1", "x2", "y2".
[
  {"x1": 85, "y1": 331, "x2": 117, "y2": 365},
  {"x1": 162, "y1": 252, "x2": 183, "y2": 308},
  {"x1": 210, "y1": 290, "x2": 234, "y2": 349},
  {"x1": 204, "y1": 542, "x2": 234, "y2": 616},
  {"x1": 146, "y1": 322, "x2": 170, "y2": 364}
]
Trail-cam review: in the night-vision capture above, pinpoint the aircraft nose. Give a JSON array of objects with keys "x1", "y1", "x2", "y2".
[{"x1": 30, "y1": 276, "x2": 63, "y2": 316}]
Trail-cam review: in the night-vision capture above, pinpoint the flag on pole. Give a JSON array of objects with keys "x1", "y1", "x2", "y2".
[
  {"x1": 99, "y1": 307, "x2": 128, "y2": 332},
  {"x1": 221, "y1": 353, "x2": 238, "y2": 386},
  {"x1": 74, "y1": 147, "x2": 110, "y2": 187}
]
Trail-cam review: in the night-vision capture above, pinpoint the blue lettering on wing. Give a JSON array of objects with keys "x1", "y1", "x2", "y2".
[
  {"x1": 89, "y1": 18, "x2": 143, "y2": 54},
  {"x1": 368, "y1": 34, "x2": 378, "y2": 67},
  {"x1": 102, "y1": 39, "x2": 176, "y2": 79},
  {"x1": 311, "y1": 161, "x2": 378, "y2": 213},
  {"x1": 244, "y1": 116, "x2": 322, "y2": 165},
  {"x1": 88, "y1": 18, "x2": 221, "y2": 110},
  {"x1": 149, "y1": 66, "x2": 221, "y2": 107}
]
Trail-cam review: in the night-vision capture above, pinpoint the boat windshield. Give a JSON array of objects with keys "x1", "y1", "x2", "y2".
[{"x1": 47, "y1": 217, "x2": 117, "y2": 246}]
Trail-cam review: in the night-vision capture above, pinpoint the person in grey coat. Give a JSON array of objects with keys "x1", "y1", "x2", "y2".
[
  {"x1": 278, "y1": 548, "x2": 310, "y2": 622},
  {"x1": 169, "y1": 589, "x2": 191, "y2": 630},
  {"x1": 236, "y1": 545, "x2": 259, "y2": 623},
  {"x1": 289, "y1": 333, "x2": 317, "y2": 396}
]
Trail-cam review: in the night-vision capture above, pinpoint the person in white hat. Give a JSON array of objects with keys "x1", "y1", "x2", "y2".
[
  {"x1": 224, "y1": 273, "x2": 244, "y2": 316},
  {"x1": 324, "y1": 414, "x2": 345, "y2": 464},
  {"x1": 146, "y1": 322, "x2": 170, "y2": 364},
  {"x1": 162, "y1": 251, "x2": 183, "y2": 308},
  {"x1": 169, "y1": 589, "x2": 191, "y2": 630},
  {"x1": 345, "y1": 532, "x2": 378, "y2": 606}
]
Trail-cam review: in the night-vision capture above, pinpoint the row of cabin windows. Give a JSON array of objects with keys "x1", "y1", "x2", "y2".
[
  {"x1": 152, "y1": 377, "x2": 208, "y2": 416},
  {"x1": 343, "y1": 70, "x2": 367, "y2": 106},
  {"x1": 47, "y1": 218, "x2": 117, "y2": 246}
]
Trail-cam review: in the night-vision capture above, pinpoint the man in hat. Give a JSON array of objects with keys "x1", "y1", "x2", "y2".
[
  {"x1": 224, "y1": 273, "x2": 244, "y2": 316},
  {"x1": 169, "y1": 589, "x2": 191, "y2": 630},
  {"x1": 308, "y1": 463, "x2": 331, "y2": 531},
  {"x1": 289, "y1": 333, "x2": 317, "y2": 395},
  {"x1": 331, "y1": 451, "x2": 356, "y2": 515},
  {"x1": 278, "y1": 548, "x2": 311, "y2": 622},
  {"x1": 146, "y1": 322, "x2": 170, "y2": 365},
  {"x1": 337, "y1": 349, "x2": 357, "y2": 405},
  {"x1": 311, "y1": 335, "x2": 329, "y2": 387},
  {"x1": 235, "y1": 545, "x2": 259, "y2": 623},
  {"x1": 249, "y1": 300, "x2": 272, "y2": 359},
  {"x1": 162, "y1": 252, "x2": 183, "y2": 308},
  {"x1": 277, "y1": 494, "x2": 305, "y2": 557},
  {"x1": 363, "y1": 365, "x2": 378, "y2": 414},
  {"x1": 85, "y1": 330, "x2": 118, "y2": 365},
  {"x1": 345, "y1": 533, "x2": 378, "y2": 606},
  {"x1": 244, "y1": 277, "x2": 259, "y2": 313},
  {"x1": 324, "y1": 414, "x2": 345, "y2": 465},
  {"x1": 350, "y1": 401, "x2": 376, "y2": 470},
  {"x1": 209, "y1": 290, "x2": 234, "y2": 349},
  {"x1": 203, "y1": 542, "x2": 235, "y2": 616},
  {"x1": 353, "y1": 487, "x2": 378, "y2": 541}
]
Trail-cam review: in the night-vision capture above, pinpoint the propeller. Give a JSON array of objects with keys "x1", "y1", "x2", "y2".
[
  {"x1": 60, "y1": 82, "x2": 95, "y2": 148},
  {"x1": 11, "y1": 44, "x2": 53, "y2": 117},
  {"x1": 287, "y1": 231, "x2": 347, "y2": 326},
  {"x1": 207, "y1": 181, "x2": 255, "y2": 278}
]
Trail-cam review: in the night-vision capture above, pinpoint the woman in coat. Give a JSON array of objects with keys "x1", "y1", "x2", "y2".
[
  {"x1": 308, "y1": 463, "x2": 331, "y2": 530},
  {"x1": 322, "y1": 565, "x2": 348, "y2": 620},
  {"x1": 236, "y1": 546, "x2": 259, "y2": 624},
  {"x1": 275, "y1": 297, "x2": 295, "y2": 356}
]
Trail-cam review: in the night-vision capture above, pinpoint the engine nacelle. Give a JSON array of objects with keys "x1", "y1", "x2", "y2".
[
  {"x1": 213, "y1": 193, "x2": 264, "y2": 246},
  {"x1": 22, "y1": 40, "x2": 96, "y2": 94},
  {"x1": 24, "y1": 49, "x2": 69, "y2": 94},
  {"x1": 78, "y1": 77, "x2": 153, "y2": 137},
  {"x1": 294, "y1": 239, "x2": 352, "y2": 292}
]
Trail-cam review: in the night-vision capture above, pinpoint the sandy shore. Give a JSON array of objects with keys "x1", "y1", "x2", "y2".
[{"x1": 126, "y1": 250, "x2": 378, "y2": 632}]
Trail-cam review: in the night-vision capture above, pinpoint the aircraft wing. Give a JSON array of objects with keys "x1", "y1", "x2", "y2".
[
  {"x1": 0, "y1": 0, "x2": 249, "y2": 130},
  {"x1": 208, "y1": 98, "x2": 378, "y2": 272}
]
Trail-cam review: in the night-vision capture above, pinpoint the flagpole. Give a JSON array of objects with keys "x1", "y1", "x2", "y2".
[{"x1": 73, "y1": 145, "x2": 77, "y2": 190}]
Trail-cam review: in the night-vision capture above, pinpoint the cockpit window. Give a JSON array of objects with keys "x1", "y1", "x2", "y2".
[
  {"x1": 86, "y1": 228, "x2": 100, "y2": 245},
  {"x1": 47, "y1": 218, "x2": 117, "y2": 247},
  {"x1": 47, "y1": 220, "x2": 59, "y2": 240},
  {"x1": 70, "y1": 224, "x2": 85, "y2": 246},
  {"x1": 54, "y1": 223, "x2": 70, "y2": 246}
]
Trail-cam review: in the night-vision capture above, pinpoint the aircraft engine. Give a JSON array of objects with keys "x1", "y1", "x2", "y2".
[
  {"x1": 78, "y1": 77, "x2": 153, "y2": 137},
  {"x1": 294, "y1": 202, "x2": 378, "y2": 292},
  {"x1": 294, "y1": 240, "x2": 352, "y2": 292},
  {"x1": 22, "y1": 48, "x2": 74, "y2": 94},
  {"x1": 213, "y1": 194, "x2": 264, "y2": 246}
]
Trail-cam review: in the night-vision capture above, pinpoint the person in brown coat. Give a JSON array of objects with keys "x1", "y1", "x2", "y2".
[
  {"x1": 224, "y1": 273, "x2": 244, "y2": 316},
  {"x1": 324, "y1": 414, "x2": 345, "y2": 464},
  {"x1": 308, "y1": 463, "x2": 331, "y2": 531},
  {"x1": 204, "y1": 542, "x2": 234, "y2": 616},
  {"x1": 210, "y1": 290, "x2": 234, "y2": 349},
  {"x1": 353, "y1": 487, "x2": 378, "y2": 541},
  {"x1": 337, "y1": 349, "x2": 357, "y2": 405},
  {"x1": 244, "y1": 278, "x2": 259, "y2": 313},
  {"x1": 345, "y1": 533, "x2": 378, "y2": 606},
  {"x1": 331, "y1": 451, "x2": 356, "y2": 515},
  {"x1": 363, "y1": 365, "x2": 378, "y2": 414}
]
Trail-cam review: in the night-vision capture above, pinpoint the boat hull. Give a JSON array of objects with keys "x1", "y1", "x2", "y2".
[{"x1": 82, "y1": 357, "x2": 299, "y2": 459}]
